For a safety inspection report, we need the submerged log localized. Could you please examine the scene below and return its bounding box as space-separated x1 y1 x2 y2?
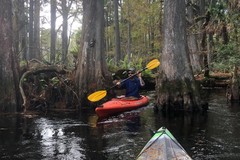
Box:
195 73 231 88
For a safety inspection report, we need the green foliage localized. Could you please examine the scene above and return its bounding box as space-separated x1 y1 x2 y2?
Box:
212 43 240 71
39 77 60 90
106 58 116 72
107 55 155 77
40 28 62 63
39 79 48 89
69 30 81 57
36 0 239 77
19 60 27 68
105 0 162 62
205 0 240 72
50 77 60 86
209 0 227 21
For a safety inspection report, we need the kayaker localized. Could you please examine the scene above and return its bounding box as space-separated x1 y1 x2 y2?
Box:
114 68 145 99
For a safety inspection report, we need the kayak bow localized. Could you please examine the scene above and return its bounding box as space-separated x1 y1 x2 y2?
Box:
137 127 192 160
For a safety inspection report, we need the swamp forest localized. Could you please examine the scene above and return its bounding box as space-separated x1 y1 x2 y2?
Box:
0 0 240 159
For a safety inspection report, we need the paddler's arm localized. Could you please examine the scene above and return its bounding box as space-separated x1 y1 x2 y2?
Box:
137 72 145 86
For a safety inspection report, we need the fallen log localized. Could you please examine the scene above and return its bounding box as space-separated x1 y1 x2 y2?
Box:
19 65 70 113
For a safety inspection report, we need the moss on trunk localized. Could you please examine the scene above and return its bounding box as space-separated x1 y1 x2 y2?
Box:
155 73 203 114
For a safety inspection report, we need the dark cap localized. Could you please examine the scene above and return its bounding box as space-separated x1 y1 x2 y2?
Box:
128 68 136 74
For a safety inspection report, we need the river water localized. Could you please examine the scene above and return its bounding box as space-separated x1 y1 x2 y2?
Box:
1 89 240 160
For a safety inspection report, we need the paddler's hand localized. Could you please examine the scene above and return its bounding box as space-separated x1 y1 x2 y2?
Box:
116 81 121 85
137 71 142 77
113 80 121 86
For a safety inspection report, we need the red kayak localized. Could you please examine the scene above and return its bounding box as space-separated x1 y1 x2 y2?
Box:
95 95 149 118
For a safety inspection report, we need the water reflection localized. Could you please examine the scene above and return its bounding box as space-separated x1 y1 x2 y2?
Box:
1 90 240 159
189 89 240 160
34 118 86 159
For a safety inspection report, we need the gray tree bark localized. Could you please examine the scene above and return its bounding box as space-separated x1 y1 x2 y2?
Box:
155 0 202 113
28 0 34 60
33 0 41 60
75 0 110 107
50 0 57 64
0 0 21 112
61 0 72 66
186 1 202 73
114 0 121 64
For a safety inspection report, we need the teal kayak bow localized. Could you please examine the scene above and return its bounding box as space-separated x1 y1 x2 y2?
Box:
136 127 192 160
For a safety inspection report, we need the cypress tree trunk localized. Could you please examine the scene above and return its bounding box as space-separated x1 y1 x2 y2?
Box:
198 0 209 77
114 0 121 64
0 0 21 112
61 0 69 66
155 0 202 113
28 0 34 60
75 0 110 107
18 0 27 61
33 0 41 60
186 1 202 73
50 0 57 64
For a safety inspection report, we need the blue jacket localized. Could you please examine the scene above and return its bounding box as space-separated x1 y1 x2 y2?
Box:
120 76 142 98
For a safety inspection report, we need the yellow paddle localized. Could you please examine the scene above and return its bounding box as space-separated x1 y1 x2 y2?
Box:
88 59 160 102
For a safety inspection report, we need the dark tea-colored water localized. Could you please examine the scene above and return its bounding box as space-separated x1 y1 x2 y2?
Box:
1 89 240 160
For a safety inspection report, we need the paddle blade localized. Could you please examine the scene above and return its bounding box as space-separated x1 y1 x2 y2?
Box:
146 59 160 70
88 90 107 102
